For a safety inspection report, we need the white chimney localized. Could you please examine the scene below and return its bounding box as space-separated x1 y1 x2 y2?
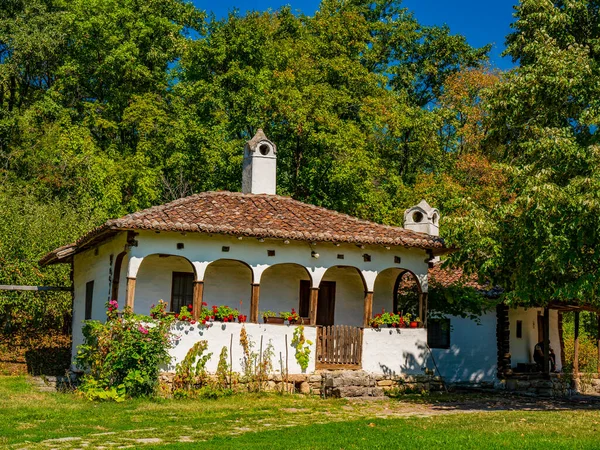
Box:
242 129 277 195
404 200 440 236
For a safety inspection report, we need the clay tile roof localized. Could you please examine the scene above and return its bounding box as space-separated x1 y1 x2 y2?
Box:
40 191 448 265
429 262 502 297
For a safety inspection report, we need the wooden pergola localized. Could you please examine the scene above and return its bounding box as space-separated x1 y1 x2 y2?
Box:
547 301 600 376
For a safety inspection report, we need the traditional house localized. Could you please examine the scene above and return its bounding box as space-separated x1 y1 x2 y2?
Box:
41 131 452 376
40 130 582 394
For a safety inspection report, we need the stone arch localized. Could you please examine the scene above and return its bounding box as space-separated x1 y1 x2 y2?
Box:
202 259 254 318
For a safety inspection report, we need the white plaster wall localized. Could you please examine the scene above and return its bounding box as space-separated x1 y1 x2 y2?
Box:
429 313 498 383
509 307 562 370
362 328 428 375
134 254 195 315
71 233 128 363
203 260 252 317
168 322 317 374
129 230 430 293
322 266 365 327
260 264 310 315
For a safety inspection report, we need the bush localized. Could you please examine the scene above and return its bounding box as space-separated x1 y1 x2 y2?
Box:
76 301 174 400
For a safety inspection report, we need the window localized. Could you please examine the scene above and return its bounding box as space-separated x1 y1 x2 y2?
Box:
85 281 94 320
171 272 194 313
427 318 450 349
516 320 523 339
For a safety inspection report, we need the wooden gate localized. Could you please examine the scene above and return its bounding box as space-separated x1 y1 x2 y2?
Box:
316 325 363 370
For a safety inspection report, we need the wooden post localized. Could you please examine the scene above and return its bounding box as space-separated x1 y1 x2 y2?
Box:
418 292 423 325
363 291 373 328
125 277 136 311
250 283 260 323
192 281 204 321
543 307 550 375
574 310 580 375
309 288 319 326
421 292 428 327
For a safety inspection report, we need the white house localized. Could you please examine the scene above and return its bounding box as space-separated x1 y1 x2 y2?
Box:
40 130 570 390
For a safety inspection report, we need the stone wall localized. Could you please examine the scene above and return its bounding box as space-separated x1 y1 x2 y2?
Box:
499 373 600 397
157 370 448 398
158 372 323 396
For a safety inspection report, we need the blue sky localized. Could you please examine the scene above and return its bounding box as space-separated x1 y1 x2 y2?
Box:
191 0 519 70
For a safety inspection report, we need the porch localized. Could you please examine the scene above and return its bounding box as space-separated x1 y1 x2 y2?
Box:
114 246 430 374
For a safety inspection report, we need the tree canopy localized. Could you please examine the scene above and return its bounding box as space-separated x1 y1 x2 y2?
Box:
1 0 598 331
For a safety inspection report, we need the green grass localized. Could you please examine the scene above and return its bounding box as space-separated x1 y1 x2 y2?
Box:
2 376 600 449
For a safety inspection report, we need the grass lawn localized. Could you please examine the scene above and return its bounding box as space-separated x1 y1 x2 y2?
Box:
2 376 600 449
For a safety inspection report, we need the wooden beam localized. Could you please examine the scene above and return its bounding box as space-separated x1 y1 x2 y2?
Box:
250 283 260 323
418 292 423 324
308 287 319 326
192 281 204 321
0 285 73 292
125 277 136 311
543 307 550 375
363 291 373 328
574 310 580 375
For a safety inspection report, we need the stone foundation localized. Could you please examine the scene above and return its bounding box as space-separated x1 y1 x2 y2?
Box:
158 371 448 398
499 373 600 397
158 372 323 396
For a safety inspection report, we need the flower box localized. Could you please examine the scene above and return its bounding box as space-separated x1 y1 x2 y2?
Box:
264 317 285 325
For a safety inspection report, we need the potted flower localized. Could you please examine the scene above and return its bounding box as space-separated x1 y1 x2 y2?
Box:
262 310 284 324
410 317 421 328
370 314 383 328
281 308 300 324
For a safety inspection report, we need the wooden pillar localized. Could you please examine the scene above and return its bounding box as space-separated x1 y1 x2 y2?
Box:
192 281 204 321
308 288 319 326
543 307 550 375
574 310 580 375
363 291 373 328
125 277 136 311
496 304 511 378
250 283 260 323
421 292 428 327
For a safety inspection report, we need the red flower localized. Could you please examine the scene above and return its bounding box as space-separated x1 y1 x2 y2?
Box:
191 320 196 325
223 317 229 322
211 315 215 320
229 314 234 320
188 304 193 309
202 319 207 325
202 302 207 306
175 313 179 319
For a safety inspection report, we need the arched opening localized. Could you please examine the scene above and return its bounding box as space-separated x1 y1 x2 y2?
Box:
259 263 312 321
203 259 253 319
135 254 197 315
373 268 421 319
111 251 127 301
319 266 367 327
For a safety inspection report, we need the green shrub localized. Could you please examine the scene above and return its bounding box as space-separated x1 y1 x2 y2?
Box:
76 301 174 399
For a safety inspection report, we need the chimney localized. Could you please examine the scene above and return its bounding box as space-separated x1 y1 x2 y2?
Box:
404 200 440 236
242 129 277 195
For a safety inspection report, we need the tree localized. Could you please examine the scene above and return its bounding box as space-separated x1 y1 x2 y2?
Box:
448 0 600 307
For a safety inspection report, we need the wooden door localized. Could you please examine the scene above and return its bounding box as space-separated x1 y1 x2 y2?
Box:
317 281 336 326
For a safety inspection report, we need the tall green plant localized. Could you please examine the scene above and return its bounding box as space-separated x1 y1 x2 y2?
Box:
76 301 174 399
